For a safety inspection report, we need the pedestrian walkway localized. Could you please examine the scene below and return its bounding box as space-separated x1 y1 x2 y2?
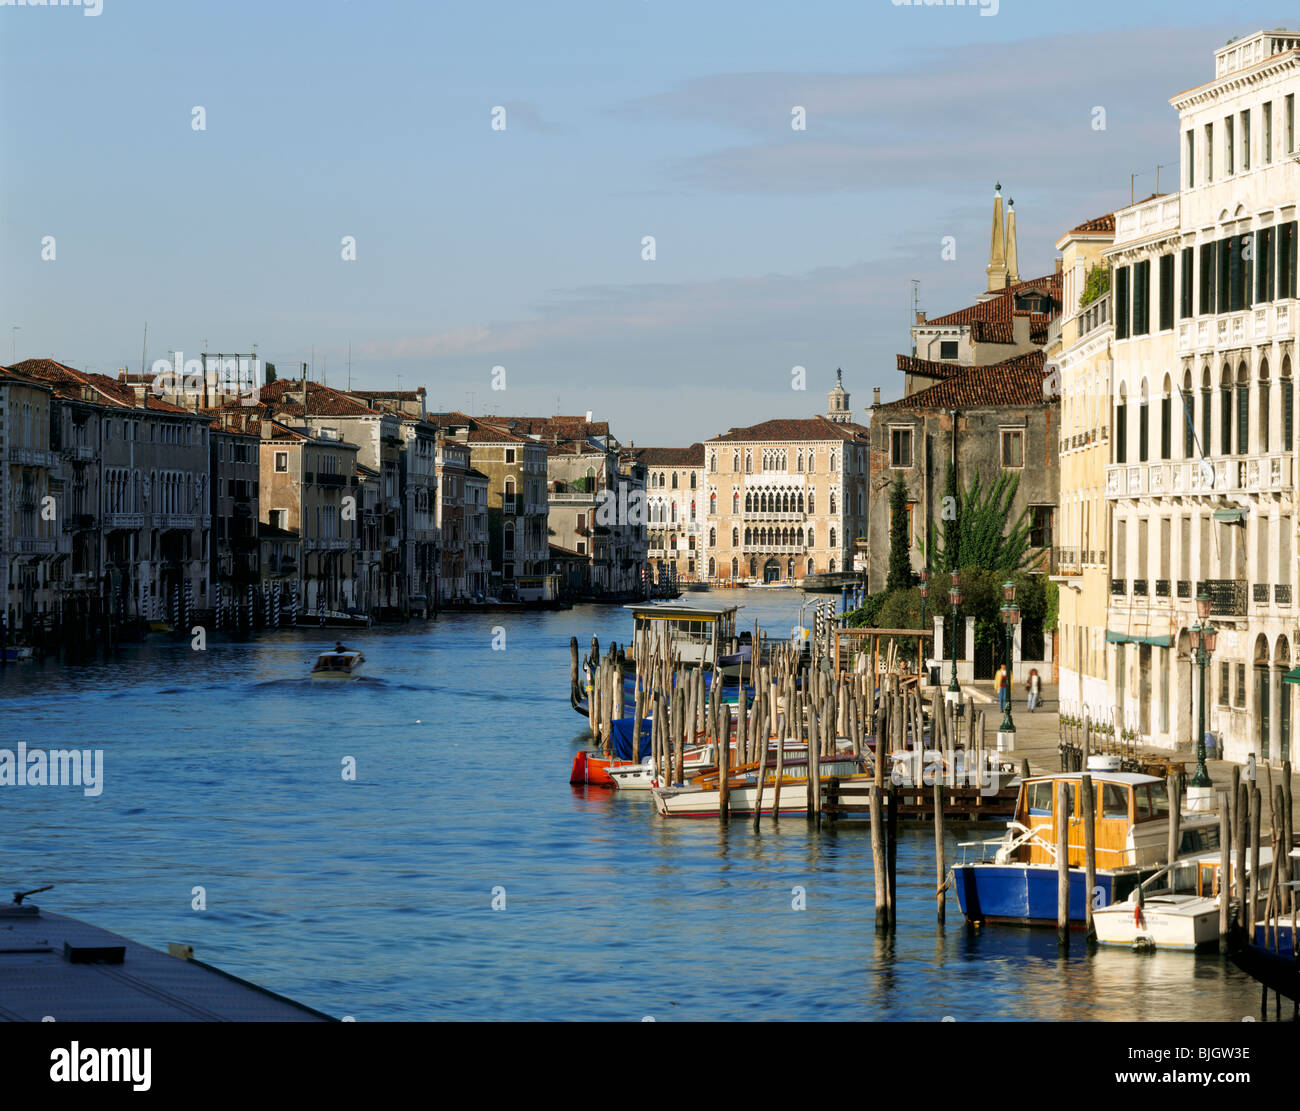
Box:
952 678 1298 834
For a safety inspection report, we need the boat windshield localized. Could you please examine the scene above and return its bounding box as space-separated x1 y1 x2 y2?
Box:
1135 783 1170 821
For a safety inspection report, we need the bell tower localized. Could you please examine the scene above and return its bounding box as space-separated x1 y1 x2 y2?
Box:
825 368 851 423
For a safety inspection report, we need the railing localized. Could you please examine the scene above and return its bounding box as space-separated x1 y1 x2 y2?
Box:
1277 584 1293 606
741 544 808 555
1132 579 1148 596
61 513 95 532
1177 580 1191 598
1253 583 1271 604
104 513 144 530
1197 578 1248 617
10 537 56 554
743 511 805 522
8 446 57 467
1111 579 1126 596
550 492 597 504
1155 579 1170 598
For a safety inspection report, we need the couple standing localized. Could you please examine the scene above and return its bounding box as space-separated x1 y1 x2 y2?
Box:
994 664 1041 711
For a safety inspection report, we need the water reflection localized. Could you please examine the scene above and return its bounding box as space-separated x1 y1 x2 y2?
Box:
0 589 1286 1020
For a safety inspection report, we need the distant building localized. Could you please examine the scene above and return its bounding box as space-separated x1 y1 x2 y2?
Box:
628 444 704 582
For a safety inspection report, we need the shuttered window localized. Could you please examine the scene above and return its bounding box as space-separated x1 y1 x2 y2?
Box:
1159 254 1175 330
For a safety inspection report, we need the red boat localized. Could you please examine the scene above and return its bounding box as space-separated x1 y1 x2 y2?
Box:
569 750 629 787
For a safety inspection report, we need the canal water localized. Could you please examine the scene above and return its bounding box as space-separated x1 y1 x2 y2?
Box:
0 588 1279 1021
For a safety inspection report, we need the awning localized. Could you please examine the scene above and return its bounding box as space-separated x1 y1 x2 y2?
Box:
1105 630 1174 647
1212 508 1243 522
1283 667 1300 686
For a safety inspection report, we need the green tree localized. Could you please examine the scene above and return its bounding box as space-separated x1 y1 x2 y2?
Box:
938 461 961 573
885 474 915 593
936 470 1034 573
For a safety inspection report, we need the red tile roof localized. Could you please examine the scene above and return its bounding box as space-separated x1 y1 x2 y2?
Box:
875 350 1054 411
628 444 705 466
708 416 869 444
1069 212 1116 235
256 380 378 417
919 272 1062 329
896 355 962 379
5 358 196 413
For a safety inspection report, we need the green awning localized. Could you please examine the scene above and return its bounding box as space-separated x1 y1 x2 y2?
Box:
1212 508 1243 522
1283 667 1300 686
1105 630 1174 647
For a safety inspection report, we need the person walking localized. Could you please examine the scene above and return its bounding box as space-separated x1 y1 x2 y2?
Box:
1026 668 1041 711
994 663 1008 713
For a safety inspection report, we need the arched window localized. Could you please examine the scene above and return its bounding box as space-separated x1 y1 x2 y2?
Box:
829 558 836 573
1236 361 1250 455
745 451 752 473
732 527 739 546
690 472 696 489
670 503 677 523
1138 378 1149 462
671 472 678 489
797 451 803 472
1115 384 1128 464
1260 358 1271 454
808 490 815 514
1160 374 1172 460
503 522 515 553
807 526 815 547
732 451 740 472
709 528 716 546
689 500 695 522
1220 364 1233 456
829 451 836 471
830 527 837 549
744 527 752 545
829 490 836 514
1283 355 1294 451
807 558 815 576
709 493 717 514
1182 370 1195 458
710 452 717 473
745 492 753 512
1200 366 1212 451
731 557 739 578
797 492 805 513
708 557 715 577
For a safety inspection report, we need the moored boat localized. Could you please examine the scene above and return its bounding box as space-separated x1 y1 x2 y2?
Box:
952 770 1220 928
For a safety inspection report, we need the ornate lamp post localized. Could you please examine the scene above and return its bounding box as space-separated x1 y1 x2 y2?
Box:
998 579 1019 746
918 567 930 684
947 571 963 708
1187 591 1218 810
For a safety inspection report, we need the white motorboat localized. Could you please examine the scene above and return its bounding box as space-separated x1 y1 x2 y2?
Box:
1093 893 1222 950
310 647 365 680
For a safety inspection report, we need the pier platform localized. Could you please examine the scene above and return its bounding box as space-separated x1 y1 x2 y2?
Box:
0 904 332 1022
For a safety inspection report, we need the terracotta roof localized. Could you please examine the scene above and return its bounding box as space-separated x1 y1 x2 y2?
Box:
5 358 197 413
628 444 705 466
549 543 587 559
968 320 1015 344
875 350 1054 411
896 355 963 379
707 416 869 444
1068 212 1116 235
919 272 1062 329
256 380 378 417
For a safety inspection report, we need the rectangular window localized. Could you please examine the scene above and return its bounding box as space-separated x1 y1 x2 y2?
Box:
1158 253 1174 330
1199 242 1216 314
1160 395 1171 459
1218 661 1230 707
1219 234 1234 311
1264 101 1273 164
1115 402 1127 464
1236 663 1246 707
939 340 958 360
1221 382 1233 455
1182 387 1195 457
1132 260 1150 335
1237 382 1249 455
1279 222 1298 300
1262 379 1271 454
1029 506 1053 549
1225 116 1234 175
505 448 515 463
1241 110 1251 172
1288 94 1295 153
1257 226 1275 302
1115 266 1131 339
1206 122 1214 181
1001 429 1024 469
890 427 913 468
1186 128 1195 187
1180 517 1191 581
275 452 288 472
1180 246 1194 319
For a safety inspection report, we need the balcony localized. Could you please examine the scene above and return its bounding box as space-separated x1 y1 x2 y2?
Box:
65 445 96 462
1197 578 1247 617
1111 454 1295 498
104 513 144 530
743 510 805 522
61 513 95 532
1178 303 1294 356
742 543 808 555
8 446 57 467
549 491 597 505
1052 547 1081 574
10 537 56 555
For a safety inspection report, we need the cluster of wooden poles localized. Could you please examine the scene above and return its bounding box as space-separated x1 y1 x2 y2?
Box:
572 633 1007 932
1215 763 1296 949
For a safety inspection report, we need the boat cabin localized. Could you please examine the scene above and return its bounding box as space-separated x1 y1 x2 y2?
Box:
1012 772 1218 870
310 649 365 679
625 601 740 669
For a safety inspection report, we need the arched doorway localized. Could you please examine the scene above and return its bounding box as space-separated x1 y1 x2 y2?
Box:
1255 634 1271 760
763 558 781 584
1278 637 1292 762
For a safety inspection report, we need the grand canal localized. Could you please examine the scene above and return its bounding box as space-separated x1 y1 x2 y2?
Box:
0 589 1278 1021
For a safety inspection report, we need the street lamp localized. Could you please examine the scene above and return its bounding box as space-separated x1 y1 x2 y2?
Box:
999 580 1019 742
918 567 930 683
1188 591 1218 806
947 571 962 708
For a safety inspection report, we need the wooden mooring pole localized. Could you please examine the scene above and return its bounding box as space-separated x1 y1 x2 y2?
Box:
1056 779 1071 947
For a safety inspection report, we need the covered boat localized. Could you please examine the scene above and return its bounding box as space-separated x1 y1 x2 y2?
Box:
310 646 365 680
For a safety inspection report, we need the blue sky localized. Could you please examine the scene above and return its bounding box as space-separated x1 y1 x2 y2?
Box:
1 1 1293 442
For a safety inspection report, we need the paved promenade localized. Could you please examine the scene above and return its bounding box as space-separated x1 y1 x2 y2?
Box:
953 678 1298 834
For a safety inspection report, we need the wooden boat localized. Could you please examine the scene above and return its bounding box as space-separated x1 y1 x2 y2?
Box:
623 600 740 670
952 771 1220 928
310 647 365 680
608 736 857 791
652 752 872 818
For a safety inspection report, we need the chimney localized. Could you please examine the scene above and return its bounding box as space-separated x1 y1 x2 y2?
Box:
1055 256 1064 274
872 387 881 407
915 311 927 324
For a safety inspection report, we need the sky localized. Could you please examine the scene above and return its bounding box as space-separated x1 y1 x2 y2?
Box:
1 0 1295 443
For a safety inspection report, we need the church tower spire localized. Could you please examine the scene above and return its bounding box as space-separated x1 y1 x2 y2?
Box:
825 368 851 423
1005 198 1020 286
986 183 1008 292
